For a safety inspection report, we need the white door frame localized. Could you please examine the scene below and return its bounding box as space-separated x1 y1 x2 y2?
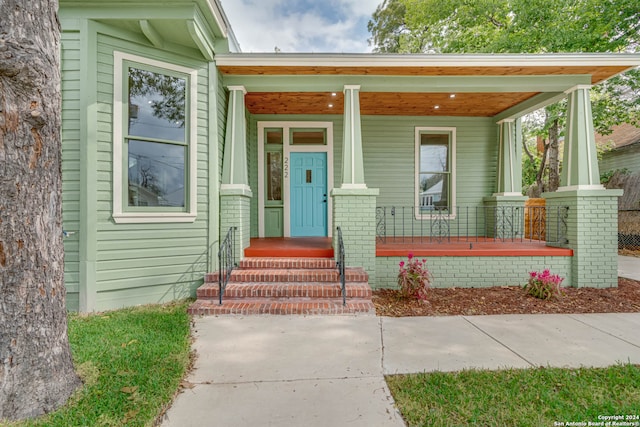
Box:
258 121 334 237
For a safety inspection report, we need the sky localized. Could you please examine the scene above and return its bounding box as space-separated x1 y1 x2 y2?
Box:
220 0 382 53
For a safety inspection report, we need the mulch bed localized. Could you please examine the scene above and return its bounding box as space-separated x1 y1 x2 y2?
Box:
372 277 640 317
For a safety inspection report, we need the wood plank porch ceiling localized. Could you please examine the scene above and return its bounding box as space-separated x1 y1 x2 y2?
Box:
220 63 631 117
245 91 539 116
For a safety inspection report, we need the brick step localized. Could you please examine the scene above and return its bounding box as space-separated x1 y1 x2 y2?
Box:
188 299 375 316
196 282 372 300
239 257 337 270
205 267 368 284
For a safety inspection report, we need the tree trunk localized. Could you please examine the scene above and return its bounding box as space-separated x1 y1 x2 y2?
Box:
548 119 560 192
0 0 81 420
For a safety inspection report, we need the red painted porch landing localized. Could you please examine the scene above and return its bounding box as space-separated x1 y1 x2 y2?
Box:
246 237 573 258
376 237 573 257
245 237 334 258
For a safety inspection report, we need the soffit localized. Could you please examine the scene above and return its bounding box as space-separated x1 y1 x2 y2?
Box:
246 92 539 116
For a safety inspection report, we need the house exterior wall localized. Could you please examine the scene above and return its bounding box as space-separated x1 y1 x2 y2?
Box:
61 30 82 310
246 115 497 238
363 116 496 208
376 255 572 289
61 20 222 311
600 144 640 175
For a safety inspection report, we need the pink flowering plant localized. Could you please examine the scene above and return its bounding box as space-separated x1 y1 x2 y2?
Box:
524 269 565 300
397 253 431 300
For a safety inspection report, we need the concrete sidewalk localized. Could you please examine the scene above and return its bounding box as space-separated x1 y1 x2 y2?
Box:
161 313 640 427
619 255 640 281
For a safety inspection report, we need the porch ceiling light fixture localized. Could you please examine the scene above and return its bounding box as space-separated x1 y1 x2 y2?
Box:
449 94 456 98
328 103 333 108
331 92 337 96
434 105 440 109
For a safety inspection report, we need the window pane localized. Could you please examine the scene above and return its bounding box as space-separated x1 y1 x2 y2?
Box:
420 134 449 172
419 173 448 210
292 130 325 145
128 140 185 207
266 129 283 144
128 67 186 142
267 152 282 201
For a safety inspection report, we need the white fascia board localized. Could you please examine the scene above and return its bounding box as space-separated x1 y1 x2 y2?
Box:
201 0 240 49
214 52 640 68
201 0 228 37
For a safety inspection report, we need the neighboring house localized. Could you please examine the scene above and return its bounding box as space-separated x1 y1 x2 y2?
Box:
597 123 640 175
58 0 640 312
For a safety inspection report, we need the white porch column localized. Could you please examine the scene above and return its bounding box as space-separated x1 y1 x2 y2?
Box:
341 85 366 188
544 85 621 288
332 84 379 283
221 86 250 190
559 85 603 191
220 85 252 260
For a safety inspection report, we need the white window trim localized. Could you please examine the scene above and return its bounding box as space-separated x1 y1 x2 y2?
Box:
112 51 198 224
414 126 456 220
257 121 334 237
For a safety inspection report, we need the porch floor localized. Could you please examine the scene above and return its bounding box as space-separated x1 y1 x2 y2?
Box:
245 237 334 258
376 237 573 257
244 237 573 259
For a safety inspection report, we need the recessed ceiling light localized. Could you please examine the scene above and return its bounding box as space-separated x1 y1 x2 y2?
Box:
331 92 337 97
328 104 333 108
450 94 456 98
434 105 440 109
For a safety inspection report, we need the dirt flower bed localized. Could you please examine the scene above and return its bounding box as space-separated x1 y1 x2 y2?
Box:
372 277 640 317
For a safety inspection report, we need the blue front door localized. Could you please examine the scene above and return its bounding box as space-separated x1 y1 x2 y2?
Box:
290 152 327 237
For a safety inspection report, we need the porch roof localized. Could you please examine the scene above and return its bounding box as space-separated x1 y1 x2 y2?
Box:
216 53 640 118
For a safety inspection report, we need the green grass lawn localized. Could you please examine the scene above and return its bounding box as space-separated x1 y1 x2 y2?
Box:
6 300 192 427
387 364 640 427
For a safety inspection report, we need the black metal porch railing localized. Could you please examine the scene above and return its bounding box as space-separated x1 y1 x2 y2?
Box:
336 226 346 306
619 209 640 251
218 226 237 304
376 205 569 245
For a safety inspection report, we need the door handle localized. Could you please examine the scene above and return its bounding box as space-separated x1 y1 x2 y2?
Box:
322 193 327 203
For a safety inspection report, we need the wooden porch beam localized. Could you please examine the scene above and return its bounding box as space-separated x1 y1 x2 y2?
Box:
222 74 593 94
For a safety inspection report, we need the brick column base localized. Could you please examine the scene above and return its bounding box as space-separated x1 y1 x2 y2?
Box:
331 188 379 285
220 186 253 263
544 189 622 288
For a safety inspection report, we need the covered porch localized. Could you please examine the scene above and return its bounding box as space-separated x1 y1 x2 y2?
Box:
215 53 640 289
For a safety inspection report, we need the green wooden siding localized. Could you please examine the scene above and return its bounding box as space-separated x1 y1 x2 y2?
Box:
362 116 496 207
600 144 640 175
92 32 211 310
61 30 82 310
58 21 219 311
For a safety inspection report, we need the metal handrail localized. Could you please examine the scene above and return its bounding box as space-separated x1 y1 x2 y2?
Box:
336 226 346 306
218 226 236 305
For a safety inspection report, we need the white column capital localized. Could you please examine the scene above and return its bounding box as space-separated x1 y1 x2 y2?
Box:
227 85 247 94
496 118 515 125
343 85 361 92
564 84 592 95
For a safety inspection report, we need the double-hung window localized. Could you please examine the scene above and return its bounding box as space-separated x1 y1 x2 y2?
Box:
112 52 198 223
415 127 456 217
